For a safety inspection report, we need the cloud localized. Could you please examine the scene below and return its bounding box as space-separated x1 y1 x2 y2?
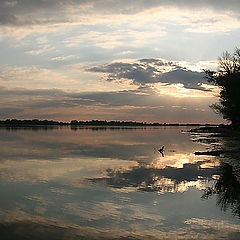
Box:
51 55 79 62
0 66 75 89
1 0 240 28
0 107 24 117
0 56 221 123
26 45 55 56
0 0 240 39
64 28 167 50
0 83 221 123
87 59 208 91
161 67 206 91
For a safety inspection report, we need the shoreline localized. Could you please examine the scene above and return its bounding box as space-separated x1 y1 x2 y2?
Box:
189 125 240 155
189 125 240 182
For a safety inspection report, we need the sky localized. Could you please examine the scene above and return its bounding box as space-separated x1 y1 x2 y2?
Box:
0 0 240 123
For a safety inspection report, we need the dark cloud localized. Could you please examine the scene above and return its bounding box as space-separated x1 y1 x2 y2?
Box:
161 67 206 91
0 0 240 27
87 59 208 91
92 0 240 15
0 0 83 26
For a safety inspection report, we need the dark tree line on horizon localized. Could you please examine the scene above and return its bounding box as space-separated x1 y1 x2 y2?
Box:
0 119 214 127
70 119 208 126
0 119 67 126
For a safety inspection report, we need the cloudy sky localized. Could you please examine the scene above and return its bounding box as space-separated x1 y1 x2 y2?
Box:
1 0 239 123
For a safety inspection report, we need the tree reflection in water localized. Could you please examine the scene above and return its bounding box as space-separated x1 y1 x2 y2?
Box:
202 162 240 218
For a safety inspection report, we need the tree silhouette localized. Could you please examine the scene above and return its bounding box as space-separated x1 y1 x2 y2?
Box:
205 48 240 127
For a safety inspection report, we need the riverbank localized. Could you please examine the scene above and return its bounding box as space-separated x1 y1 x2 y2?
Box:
189 125 240 182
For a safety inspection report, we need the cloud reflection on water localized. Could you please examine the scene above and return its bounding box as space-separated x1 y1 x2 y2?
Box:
0 209 239 240
0 127 239 239
0 126 205 162
87 159 219 194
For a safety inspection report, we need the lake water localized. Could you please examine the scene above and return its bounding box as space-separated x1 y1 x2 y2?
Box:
0 126 239 239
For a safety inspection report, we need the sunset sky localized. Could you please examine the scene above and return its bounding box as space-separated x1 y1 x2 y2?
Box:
1 0 240 123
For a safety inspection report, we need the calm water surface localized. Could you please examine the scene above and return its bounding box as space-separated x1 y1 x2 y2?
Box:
0 126 239 239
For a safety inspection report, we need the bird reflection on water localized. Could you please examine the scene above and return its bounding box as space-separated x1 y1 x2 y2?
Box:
158 145 165 157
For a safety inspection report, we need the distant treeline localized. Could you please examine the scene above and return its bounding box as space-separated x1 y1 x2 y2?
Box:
0 119 217 127
70 120 212 127
0 119 218 127
0 119 67 126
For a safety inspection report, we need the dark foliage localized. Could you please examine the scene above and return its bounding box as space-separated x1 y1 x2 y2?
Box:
0 119 216 127
70 119 207 127
205 48 240 126
0 119 67 126
202 163 240 218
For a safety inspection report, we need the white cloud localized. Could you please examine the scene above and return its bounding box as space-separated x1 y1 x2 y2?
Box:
26 45 55 56
51 55 79 61
0 66 73 88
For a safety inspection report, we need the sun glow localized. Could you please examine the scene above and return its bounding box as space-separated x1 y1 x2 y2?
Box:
153 83 213 98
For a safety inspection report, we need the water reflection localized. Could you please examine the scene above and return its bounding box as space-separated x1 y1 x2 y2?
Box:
191 127 240 219
87 159 219 193
0 126 239 239
0 210 132 240
202 162 240 218
0 126 203 162
1 209 240 240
